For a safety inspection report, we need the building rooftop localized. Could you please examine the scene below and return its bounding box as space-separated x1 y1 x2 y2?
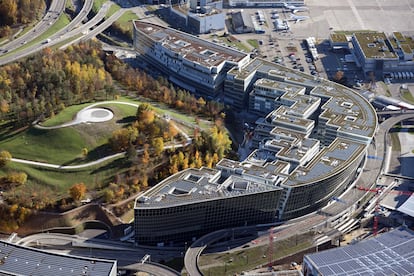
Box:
311 84 377 139
135 167 282 208
266 106 315 132
232 11 254 30
229 58 319 89
304 227 414 276
285 138 365 185
353 32 397 59
133 21 248 69
0 241 116 276
330 33 348 43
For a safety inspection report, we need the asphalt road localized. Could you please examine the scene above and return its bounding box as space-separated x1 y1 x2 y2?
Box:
0 0 66 55
16 233 181 276
0 0 93 66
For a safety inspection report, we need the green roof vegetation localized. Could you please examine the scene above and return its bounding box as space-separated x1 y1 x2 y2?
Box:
354 32 397 59
392 32 414 51
393 32 405 42
330 33 347 43
400 44 412 54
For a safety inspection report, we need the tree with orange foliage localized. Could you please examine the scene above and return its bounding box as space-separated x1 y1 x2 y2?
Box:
69 182 87 201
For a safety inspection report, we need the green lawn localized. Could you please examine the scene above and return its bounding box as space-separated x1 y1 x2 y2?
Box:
3 156 126 198
105 3 121 19
214 37 250 53
117 10 139 24
247 39 259 49
41 101 137 127
93 0 108 14
389 132 401 151
1 127 88 164
41 103 92 127
114 10 139 35
401 89 414 104
66 0 75 12
0 103 137 164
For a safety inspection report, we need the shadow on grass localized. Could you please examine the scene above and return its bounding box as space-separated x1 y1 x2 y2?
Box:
90 157 129 175
116 115 136 124
59 144 115 167
0 121 29 141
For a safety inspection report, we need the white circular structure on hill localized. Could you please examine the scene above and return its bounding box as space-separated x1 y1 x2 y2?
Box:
75 108 113 123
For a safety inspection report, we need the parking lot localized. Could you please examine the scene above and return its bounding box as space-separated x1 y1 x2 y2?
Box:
200 0 414 85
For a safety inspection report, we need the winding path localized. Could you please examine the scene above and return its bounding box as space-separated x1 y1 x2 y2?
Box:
11 101 191 170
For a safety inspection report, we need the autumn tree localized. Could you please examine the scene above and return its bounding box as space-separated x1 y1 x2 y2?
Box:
333 70 347 85
126 142 137 162
81 147 88 159
209 126 232 159
0 100 9 114
109 126 138 152
141 144 150 165
136 103 155 125
168 121 178 140
152 137 164 156
0 150 12 167
69 182 87 201
0 0 17 26
6 172 27 185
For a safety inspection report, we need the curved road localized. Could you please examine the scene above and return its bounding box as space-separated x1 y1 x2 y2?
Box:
0 0 104 66
183 112 414 276
16 233 180 276
0 0 66 55
11 101 191 170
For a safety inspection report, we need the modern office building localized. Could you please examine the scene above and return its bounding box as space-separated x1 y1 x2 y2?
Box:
134 29 378 244
164 3 225 34
351 31 414 79
133 21 250 98
0 241 117 276
303 227 414 276
134 167 282 245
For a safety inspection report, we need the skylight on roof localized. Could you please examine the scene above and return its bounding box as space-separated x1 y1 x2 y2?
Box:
175 39 190 47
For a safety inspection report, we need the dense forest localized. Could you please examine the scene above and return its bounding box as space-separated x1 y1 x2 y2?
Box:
0 0 46 37
0 41 114 125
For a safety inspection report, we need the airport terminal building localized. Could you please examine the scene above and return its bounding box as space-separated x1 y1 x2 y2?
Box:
133 23 378 245
134 167 282 245
133 21 250 98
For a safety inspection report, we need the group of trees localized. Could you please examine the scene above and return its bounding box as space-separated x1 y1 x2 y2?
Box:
104 55 225 119
109 103 176 153
166 122 232 175
0 42 114 126
0 0 46 37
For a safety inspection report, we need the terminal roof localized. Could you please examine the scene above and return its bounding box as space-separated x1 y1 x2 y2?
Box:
134 21 248 68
